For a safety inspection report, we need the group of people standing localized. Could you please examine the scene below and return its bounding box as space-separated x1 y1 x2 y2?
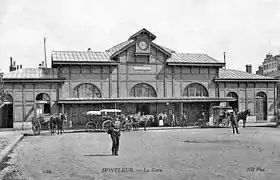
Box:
158 111 189 127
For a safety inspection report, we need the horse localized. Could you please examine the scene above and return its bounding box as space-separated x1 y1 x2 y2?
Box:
127 113 154 131
236 109 251 128
49 113 67 135
140 115 155 131
127 113 141 131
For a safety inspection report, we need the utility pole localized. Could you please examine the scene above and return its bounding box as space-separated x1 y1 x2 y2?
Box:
224 52 226 69
44 37 47 68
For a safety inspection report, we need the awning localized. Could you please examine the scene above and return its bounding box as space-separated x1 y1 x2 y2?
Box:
57 97 235 104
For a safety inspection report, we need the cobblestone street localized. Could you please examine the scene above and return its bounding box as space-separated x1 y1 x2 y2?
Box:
3 127 280 180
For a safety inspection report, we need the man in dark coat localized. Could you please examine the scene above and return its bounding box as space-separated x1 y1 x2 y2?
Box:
107 117 121 156
230 111 239 134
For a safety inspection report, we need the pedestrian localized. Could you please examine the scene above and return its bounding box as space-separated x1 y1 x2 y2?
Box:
230 110 239 134
171 112 176 127
107 117 121 156
163 111 168 126
182 112 187 127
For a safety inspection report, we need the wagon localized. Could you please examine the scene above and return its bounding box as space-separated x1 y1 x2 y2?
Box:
31 114 53 135
85 111 102 132
100 109 133 131
212 106 232 127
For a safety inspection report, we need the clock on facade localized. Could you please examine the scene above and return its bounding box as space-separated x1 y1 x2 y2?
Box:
137 40 148 51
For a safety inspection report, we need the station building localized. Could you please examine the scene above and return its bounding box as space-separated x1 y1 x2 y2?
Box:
0 28 278 129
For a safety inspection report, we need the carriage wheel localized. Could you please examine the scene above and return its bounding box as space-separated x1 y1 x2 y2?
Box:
85 121 96 132
32 118 41 135
124 123 132 131
102 120 111 131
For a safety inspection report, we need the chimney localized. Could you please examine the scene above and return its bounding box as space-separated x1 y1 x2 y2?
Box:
246 64 252 73
42 61 45 67
13 61 16 66
9 57 13 72
20 64 22 69
16 65 19 70
265 53 273 61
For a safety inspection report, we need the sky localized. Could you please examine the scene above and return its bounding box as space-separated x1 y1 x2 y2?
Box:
0 0 280 73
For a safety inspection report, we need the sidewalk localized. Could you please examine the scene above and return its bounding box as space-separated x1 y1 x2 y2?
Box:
0 131 24 173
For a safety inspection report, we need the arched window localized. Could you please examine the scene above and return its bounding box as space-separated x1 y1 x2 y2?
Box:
256 92 267 98
227 92 238 99
36 93 51 115
130 83 157 97
227 92 239 111
183 83 209 97
73 83 101 98
4 94 13 104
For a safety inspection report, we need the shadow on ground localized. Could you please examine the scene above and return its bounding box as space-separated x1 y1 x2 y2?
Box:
83 154 112 157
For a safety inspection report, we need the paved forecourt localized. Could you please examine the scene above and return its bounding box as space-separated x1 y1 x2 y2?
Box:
3 127 280 180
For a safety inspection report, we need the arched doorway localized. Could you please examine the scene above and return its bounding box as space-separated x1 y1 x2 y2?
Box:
183 83 210 124
73 83 102 125
36 93 51 116
130 83 157 115
227 92 239 112
256 92 267 121
0 94 13 128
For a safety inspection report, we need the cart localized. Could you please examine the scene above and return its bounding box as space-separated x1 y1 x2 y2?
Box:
213 106 232 127
101 109 132 131
31 114 53 135
85 111 102 132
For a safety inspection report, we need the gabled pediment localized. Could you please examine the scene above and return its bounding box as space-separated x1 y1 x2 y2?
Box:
128 28 156 41
109 28 174 60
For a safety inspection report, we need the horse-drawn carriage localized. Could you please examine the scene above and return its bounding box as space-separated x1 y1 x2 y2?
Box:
31 113 67 135
85 109 132 132
31 114 57 135
213 106 233 127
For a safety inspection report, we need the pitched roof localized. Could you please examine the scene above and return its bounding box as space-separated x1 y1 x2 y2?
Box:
3 68 59 79
105 40 134 53
158 45 176 54
218 69 276 80
167 53 222 64
52 51 113 62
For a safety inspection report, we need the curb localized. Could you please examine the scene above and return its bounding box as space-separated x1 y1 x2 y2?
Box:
0 134 24 164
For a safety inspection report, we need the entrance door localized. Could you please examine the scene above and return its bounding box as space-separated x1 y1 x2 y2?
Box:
136 104 150 115
1 104 13 128
256 92 267 121
184 103 210 124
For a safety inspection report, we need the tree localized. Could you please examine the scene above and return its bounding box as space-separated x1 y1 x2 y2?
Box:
0 72 7 108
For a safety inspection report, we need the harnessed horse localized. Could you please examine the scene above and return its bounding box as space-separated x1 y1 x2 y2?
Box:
236 109 251 128
49 113 67 135
127 113 154 131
